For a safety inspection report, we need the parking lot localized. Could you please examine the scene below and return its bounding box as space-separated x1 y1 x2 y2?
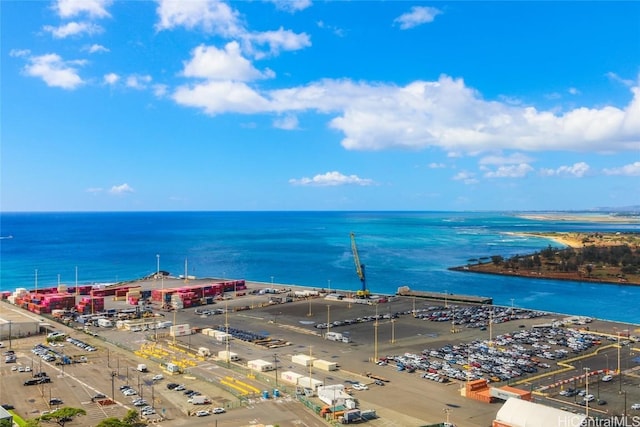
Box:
2 278 640 426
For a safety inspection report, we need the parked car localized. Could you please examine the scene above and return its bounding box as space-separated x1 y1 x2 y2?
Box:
601 375 613 382
152 374 163 381
212 407 225 414
49 398 64 405
632 403 640 410
195 410 210 417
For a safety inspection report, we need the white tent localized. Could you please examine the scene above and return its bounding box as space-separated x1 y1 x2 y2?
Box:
495 398 586 427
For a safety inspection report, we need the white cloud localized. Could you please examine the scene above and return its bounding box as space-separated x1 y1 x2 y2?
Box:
452 171 478 185
289 171 374 186
85 187 103 194
155 0 244 37
606 72 635 88
539 162 590 177
86 44 109 54
44 21 103 38
245 27 312 58
268 0 312 13
483 163 534 178
109 183 134 195
24 53 85 90
317 20 345 37
104 73 119 85
126 74 152 90
54 0 112 18
568 87 580 95
173 80 270 115
9 49 30 57
603 162 640 176
265 74 640 154
394 6 442 30
479 153 533 166
273 114 299 130
428 162 446 169
182 43 270 81
153 84 168 97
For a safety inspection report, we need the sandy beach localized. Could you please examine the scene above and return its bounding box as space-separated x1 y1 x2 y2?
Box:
508 231 640 248
517 213 640 223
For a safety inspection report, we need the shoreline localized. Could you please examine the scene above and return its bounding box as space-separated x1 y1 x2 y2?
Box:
507 231 640 248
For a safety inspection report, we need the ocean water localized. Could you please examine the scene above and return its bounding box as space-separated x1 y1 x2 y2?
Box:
1 211 639 324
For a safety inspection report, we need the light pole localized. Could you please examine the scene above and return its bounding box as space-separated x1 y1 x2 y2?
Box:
374 304 379 363
8 320 12 349
328 279 331 293
326 305 331 337
443 408 452 425
111 371 116 402
584 367 590 418
156 254 160 278
391 318 396 344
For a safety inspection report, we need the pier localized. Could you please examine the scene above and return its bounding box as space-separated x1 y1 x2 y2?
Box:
396 286 493 305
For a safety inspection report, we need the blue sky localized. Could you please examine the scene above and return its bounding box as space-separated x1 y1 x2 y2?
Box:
2 0 639 212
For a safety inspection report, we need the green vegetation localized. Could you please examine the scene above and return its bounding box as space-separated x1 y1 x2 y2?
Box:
95 410 146 427
457 242 640 285
35 407 86 427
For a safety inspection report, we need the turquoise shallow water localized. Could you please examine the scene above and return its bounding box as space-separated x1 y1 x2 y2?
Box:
1 211 638 323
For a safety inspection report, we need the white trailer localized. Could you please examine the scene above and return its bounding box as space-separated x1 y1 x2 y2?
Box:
280 371 303 384
217 350 239 361
248 359 274 372
97 318 113 328
292 354 315 367
325 331 343 341
297 376 323 390
313 359 338 371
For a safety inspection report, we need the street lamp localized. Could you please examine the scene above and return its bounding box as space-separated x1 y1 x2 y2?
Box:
111 371 117 402
156 254 160 278
584 367 590 418
328 279 331 293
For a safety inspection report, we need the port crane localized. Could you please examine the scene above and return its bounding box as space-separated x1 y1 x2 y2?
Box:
350 232 370 297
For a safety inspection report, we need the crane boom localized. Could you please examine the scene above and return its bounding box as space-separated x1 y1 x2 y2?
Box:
350 232 369 296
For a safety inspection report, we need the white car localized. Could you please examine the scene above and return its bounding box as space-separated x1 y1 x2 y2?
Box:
212 408 225 414
123 389 138 396
601 375 613 382
152 374 163 381
195 410 210 417
583 394 595 402
632 403 640 410
352 383 368 391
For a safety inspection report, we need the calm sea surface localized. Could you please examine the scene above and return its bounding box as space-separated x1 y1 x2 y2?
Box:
1 211 638 324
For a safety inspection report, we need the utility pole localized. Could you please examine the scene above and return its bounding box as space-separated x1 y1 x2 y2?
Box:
584 367 590 419
111 371 116 402
274 354 278 387
374 304 379 363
